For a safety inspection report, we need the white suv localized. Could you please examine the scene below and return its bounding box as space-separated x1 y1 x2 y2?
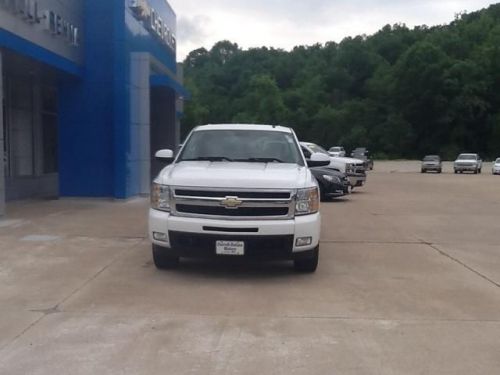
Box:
149 124 330 273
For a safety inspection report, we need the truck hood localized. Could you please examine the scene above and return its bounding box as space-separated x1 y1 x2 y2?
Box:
156 161 315 190
455 159 478 163
331 156 364 164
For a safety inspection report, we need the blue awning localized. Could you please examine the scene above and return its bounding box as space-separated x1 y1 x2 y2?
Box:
150 74 190 99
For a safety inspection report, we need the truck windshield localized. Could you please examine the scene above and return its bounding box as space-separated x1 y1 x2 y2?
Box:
308 144 330 155
178 129 305 165
458 154 476 160
424 156 439 161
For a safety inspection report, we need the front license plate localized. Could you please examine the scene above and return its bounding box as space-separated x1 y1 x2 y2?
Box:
216 241 245 256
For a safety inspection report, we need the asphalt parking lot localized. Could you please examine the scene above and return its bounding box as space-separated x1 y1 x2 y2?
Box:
0 161 499 374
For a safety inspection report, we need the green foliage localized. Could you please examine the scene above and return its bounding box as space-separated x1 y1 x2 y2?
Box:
182 4 500 159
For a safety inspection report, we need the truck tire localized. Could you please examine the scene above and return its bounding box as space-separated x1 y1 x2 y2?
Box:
294 246 319 273
438 169 442 174
152 244 179 270
421 169 425 173
474 169 478 174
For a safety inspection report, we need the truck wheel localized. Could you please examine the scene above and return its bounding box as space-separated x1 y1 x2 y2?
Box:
474 169 478 174
421 169 425 173
294 246 319 273
479 168 482 174
152 245 179 270
438 169 442 174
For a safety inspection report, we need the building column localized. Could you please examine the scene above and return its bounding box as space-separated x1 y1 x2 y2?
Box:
130 53 151 196
0 49 5 217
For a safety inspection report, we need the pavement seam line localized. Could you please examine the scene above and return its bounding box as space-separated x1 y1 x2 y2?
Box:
0 244 135 354
57 246 136 308
42 310 500 323
0 314 47 354
423 241 500 289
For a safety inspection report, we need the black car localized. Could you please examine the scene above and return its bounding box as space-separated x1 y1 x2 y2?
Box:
311 167 350 201
351 148 374 171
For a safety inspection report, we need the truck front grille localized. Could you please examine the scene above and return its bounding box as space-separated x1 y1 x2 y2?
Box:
354 163 366 174
172 187 295 220
176 205 289 217
174 189 291 200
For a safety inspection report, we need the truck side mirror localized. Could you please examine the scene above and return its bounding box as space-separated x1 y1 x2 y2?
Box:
155 149 174 163
307 153 331 168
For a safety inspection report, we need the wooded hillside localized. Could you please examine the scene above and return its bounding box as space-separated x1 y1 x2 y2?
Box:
182 4 500 159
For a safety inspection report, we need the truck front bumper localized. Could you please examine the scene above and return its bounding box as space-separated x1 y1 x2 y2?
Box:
149 210 320 259
348 173 366 187
455 164 478 172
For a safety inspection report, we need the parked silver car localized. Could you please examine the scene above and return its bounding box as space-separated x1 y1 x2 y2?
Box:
421 155 442 173
454 153 482 174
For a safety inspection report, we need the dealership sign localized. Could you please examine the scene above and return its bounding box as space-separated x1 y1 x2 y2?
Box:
0 0 80 46
129 0 176 52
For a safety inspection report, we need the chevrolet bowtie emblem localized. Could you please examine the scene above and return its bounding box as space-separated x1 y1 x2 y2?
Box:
220 197 243 209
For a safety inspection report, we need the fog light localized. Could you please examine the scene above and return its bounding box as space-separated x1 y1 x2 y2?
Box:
296 237 312 247
153 232 168 243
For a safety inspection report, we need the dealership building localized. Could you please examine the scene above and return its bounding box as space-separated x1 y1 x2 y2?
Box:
0 0 186 217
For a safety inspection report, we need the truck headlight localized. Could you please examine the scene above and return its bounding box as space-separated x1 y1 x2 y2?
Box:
323 175 340 183
295 187 320 216
151 182 171 212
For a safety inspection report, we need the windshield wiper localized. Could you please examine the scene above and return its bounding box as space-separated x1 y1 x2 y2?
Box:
236 157 284 163
182 156 234 162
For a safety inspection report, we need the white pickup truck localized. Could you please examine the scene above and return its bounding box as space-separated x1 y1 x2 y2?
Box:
149 124 331 272
300 142 367 188
454 153 483 174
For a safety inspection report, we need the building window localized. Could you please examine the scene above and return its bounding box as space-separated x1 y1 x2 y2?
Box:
42 86 58 174
9 77 34 177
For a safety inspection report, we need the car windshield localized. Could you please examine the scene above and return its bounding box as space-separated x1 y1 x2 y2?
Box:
458 154 476 160
307 144 330 155
178 129 305 165
424 156 439 161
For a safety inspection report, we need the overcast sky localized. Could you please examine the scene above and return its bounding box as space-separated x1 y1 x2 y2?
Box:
168 0 495 61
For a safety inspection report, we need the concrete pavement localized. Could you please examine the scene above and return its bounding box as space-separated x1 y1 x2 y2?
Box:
0 162 499 374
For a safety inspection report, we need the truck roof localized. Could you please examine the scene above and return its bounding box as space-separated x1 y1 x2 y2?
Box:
194 124 293 133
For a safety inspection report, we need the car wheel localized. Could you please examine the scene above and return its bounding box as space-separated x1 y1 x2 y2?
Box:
421 169 425 173
474 169 478 174
294 246 319 273
438 169 442 174
152 244 179 270
454 170 458 174
479 169 482 174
